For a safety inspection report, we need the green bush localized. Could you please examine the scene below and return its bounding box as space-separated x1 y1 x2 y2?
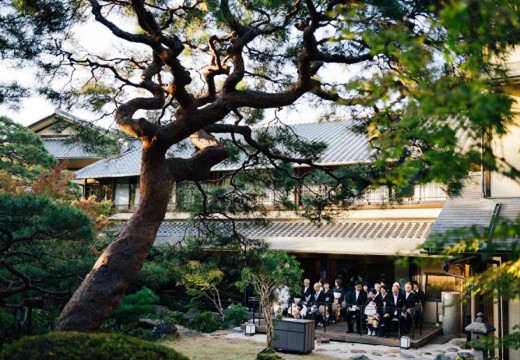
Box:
223 304 247 326
256 347 284 360
187 311 220 333
0 331 188 360
163 310 184 325
100 318 155 341
113 287 159 324
31 308 60 335
0 308 16 346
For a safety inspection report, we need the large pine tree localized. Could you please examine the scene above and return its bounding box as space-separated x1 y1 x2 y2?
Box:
3 0 520 331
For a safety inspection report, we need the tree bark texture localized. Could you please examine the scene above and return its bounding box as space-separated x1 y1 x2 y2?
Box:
261 287 275 348
55 144 174 331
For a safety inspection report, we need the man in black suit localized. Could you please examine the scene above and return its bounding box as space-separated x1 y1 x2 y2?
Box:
387 283 405 336
301 278 313 304
308 282 326 327
411 280 425 331
374 281 383 304
411 280 425 308
401 282 417 334
345 281 367 333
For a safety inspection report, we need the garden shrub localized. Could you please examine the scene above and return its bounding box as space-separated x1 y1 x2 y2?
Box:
0 308 16 346
223 304 247 326
256 347 284 360
163 310 184 325
0 331 188 360
113 287 159 324
100 318 155 341
187 311 220 333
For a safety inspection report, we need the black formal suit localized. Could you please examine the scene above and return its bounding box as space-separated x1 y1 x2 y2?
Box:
346 289 368 307
332 286 345 305
308 290 326 307
401 291 417 333
345 290 367 332
301 286 313 303
388 292 405 316
414 289 425 307
386 292 405 335
308 290 326 326
374 293 383 304
379 294 393 316
379 293 393 337
403 291 416 310
323 289 334 305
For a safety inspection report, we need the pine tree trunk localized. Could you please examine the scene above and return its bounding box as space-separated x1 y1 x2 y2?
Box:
261 290 275 348
55 145 173 331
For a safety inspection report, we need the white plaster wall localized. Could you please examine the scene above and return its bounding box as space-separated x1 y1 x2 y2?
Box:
491 115 520 197
509 298 520 360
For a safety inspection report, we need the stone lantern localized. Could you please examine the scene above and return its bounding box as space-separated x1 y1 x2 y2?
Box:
464 312 496 360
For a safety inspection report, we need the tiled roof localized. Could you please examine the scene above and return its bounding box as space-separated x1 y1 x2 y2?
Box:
75 119 476 179
76 120 374 179
42 138 101 160
76 145 142 178
115 219 434 256
428 174 496 236
427 173 520 249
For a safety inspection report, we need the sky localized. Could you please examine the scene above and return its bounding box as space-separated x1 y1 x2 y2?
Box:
0 5 357 128
0 17 125 126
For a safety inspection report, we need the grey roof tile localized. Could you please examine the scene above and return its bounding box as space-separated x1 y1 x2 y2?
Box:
76 146 142 178
116 219 433 255
427 174 520 249
76 120 373 179
42 138 101 160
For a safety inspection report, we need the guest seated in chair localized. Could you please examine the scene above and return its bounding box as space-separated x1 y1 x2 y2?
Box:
308 282 326 327
411 280 425 309
364 288 382 336
332 278 345 322
345 281 367 333
301 278 313 305
323 282 334 323
378 285 392 337
400 282 417 334
388 284 405 335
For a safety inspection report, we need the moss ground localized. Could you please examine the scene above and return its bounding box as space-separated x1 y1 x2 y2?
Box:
164 335 334 360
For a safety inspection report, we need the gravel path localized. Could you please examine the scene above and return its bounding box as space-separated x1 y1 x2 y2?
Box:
225 330 472 360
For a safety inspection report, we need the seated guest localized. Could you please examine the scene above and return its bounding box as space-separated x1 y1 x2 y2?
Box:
374 281 383 302
301 278 313 304
401 282 417 334
332 278 345 322
364 289 382 336
378 285 392 337
345 281 367 333
323 282 333 322
411 280 425 309
388 284 405 335
308 282 326 327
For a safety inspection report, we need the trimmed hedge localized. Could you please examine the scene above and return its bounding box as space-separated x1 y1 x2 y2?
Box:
0 331 188 360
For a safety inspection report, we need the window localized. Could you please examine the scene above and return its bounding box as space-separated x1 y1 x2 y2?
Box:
114 178 130 209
